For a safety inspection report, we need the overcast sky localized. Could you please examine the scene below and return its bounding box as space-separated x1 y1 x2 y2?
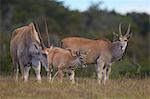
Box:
57 0 150 14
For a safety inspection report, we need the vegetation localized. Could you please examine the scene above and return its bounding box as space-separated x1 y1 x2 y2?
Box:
0 76 150 99
0 0 149 78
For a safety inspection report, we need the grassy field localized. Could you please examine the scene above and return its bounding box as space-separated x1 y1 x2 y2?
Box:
0 76 150 99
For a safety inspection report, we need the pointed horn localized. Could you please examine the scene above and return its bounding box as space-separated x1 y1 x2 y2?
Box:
35 21 40 34
125 24 131 36
44 18 50 47
113 32 119 37
35 21 45 49
119 23 122 36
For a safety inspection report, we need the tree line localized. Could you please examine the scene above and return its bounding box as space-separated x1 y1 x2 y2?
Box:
0 0 149 78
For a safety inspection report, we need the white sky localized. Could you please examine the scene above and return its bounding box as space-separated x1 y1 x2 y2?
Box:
57 0 150 14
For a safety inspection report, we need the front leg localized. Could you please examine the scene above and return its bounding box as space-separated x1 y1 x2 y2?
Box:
23 66 31 82
68 70 75 84
102 65 108 84
96 61 105 84
51 71 58 82
32 61 41 83
47 65 53 82
58 69 64 83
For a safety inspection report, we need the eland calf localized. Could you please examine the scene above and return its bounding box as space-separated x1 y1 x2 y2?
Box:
44 47 87 83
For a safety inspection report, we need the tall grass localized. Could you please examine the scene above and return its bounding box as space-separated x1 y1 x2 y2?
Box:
0 76 150 99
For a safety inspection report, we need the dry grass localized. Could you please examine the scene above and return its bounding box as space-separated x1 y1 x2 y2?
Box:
0 76 150 99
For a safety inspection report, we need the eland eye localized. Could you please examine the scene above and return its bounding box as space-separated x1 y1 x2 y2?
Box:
80 57 83 60
124 39 128 42
42 53 47 57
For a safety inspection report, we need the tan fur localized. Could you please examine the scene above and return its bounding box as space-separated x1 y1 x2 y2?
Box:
10 23 48 82
61 32 131 84
44 47 76 68
44 47 85 83
61 24 131 84
61 37 112 64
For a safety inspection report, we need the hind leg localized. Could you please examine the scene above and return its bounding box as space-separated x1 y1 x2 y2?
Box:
13 63 19 82
12 59 19 82
16 64 19 81
18 59 25 81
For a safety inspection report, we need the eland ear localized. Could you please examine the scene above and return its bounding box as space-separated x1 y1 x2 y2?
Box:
113 32 119 41
75 51 80 56
49 44 53 49
127 32 132 39
29 23 36 33
68 49 76 57
113 32 119 38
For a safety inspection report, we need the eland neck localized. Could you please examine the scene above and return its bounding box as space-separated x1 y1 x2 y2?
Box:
111 41 125 62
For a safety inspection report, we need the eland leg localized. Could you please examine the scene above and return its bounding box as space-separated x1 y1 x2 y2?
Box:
106 66 111 81
68 70 75 84
56 66 64 83
18 60 25 81
33 62 41 83
14 63 19 82
12 58 19 81
47 65 53 82
96 57 105 84
55 67 64 83
43 63 51 82
58 70 64 83
51 71 58 82
97 63 105 84
102 65 107 84
23 66 31 82
47 70 51 82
